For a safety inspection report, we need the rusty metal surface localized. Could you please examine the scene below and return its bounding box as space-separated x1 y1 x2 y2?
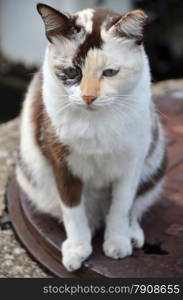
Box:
7 93 183 277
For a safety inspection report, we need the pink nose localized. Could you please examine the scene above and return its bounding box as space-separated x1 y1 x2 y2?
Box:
82 95 97 105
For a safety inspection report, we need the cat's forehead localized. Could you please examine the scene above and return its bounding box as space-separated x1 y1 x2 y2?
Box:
75 8 120 32
72 8 121 66
75 9 95 33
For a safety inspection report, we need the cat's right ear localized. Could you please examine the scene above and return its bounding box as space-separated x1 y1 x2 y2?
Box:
109 10 148 45
37 3 73 43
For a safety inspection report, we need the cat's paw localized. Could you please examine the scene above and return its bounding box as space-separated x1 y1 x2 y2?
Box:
103 237 132 259
130 223 144 248
61 239 92 272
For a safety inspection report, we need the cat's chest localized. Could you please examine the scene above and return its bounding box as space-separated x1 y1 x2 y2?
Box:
66 150 127 187
57 108 149 186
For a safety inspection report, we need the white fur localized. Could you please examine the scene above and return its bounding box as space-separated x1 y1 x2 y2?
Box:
75 9 94 33
130 179 164 248
61 202 92 271
17 8 165 271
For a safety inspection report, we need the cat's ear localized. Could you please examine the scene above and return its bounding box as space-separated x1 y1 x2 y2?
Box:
37 3 75 42
110 10 148 44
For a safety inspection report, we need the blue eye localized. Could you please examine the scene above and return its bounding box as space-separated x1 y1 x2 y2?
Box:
102 69 119 77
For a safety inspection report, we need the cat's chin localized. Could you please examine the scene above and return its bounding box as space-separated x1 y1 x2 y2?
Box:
80 104 99 112
85 106 98 111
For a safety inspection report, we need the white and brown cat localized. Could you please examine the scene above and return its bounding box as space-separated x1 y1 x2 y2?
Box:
16 4 167 272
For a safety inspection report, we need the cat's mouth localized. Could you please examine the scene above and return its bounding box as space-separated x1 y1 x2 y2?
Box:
79 103 98 112
85 105 98 111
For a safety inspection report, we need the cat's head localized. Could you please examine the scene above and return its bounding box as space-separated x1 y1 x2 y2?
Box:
37 4 148 111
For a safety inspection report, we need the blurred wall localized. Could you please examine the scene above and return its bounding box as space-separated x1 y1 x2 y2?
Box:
0 0 133 66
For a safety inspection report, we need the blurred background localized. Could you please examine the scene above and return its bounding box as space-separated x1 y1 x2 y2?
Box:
0 0 183 123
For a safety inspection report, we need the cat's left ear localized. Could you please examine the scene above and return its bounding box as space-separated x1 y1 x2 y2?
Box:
37 3 77 43
110 10 148 44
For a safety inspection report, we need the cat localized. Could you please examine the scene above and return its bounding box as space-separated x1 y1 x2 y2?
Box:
16 3 167 272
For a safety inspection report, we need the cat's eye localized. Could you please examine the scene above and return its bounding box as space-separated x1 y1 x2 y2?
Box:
102 69 119 77
64 67 81 79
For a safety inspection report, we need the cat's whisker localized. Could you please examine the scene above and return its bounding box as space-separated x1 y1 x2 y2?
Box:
99 98 135 105
102 94 135 100
96 100 135 110
110 103 140 120
57 103 74 113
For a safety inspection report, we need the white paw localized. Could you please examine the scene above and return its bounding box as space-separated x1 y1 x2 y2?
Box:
61 239 92 272
103 237 132 259
130 223 144 248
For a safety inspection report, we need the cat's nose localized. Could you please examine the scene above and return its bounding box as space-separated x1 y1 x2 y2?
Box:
82 95 97 105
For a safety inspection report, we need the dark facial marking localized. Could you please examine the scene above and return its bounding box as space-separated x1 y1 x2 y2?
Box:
55 66 82 86
73 9 121 66
63 67 82 79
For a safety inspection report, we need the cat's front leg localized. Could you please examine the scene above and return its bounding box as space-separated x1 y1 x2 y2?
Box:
53 164 92 272
103 162 141 259
61 201 92 272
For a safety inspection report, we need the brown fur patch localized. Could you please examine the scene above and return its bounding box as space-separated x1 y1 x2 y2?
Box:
136 152 167 197
30 72 82 207
74 9 120 66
